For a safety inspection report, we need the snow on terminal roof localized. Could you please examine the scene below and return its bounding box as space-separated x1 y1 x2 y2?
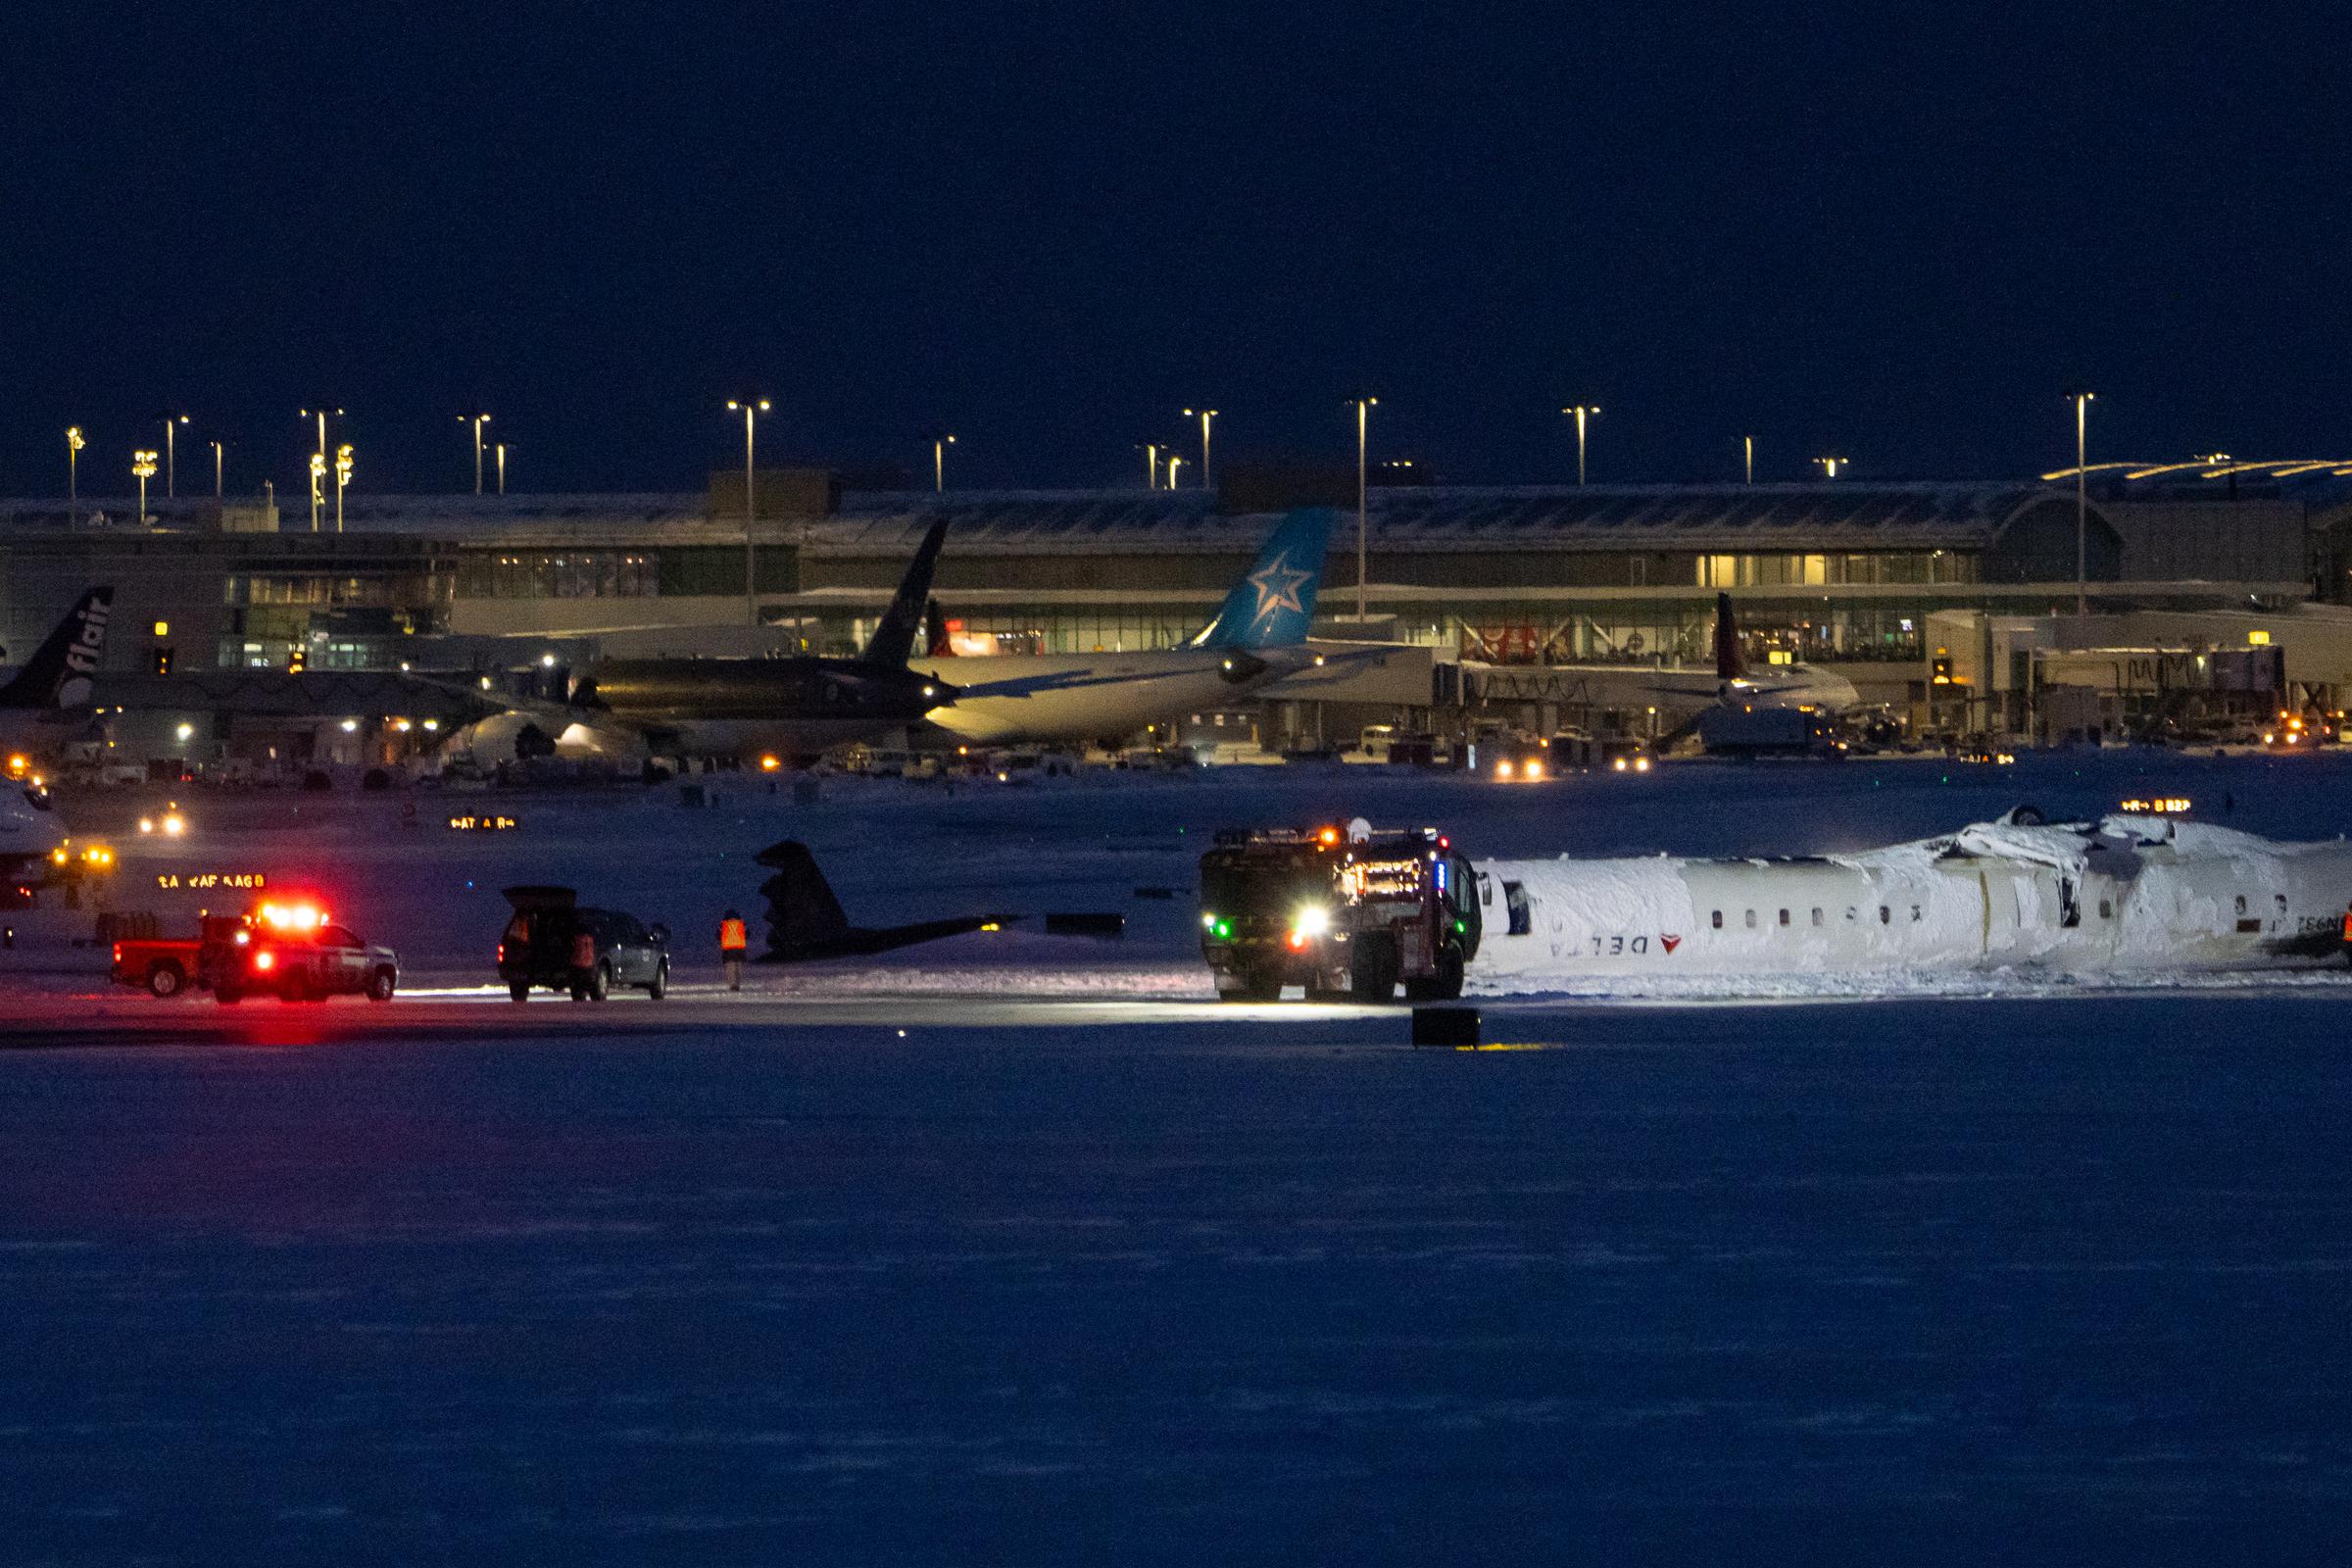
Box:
813 481 2056 556
4 481 2061 555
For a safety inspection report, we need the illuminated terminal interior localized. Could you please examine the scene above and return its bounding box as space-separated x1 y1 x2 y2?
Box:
1 473 2342 714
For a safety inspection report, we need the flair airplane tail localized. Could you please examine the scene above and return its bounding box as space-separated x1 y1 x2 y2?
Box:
0 588 113 711
1192 509 1334 650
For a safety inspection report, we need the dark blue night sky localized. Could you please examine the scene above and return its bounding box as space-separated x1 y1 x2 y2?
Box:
5 1 2347 496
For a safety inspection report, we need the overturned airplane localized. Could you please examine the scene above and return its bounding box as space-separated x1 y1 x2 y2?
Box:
1471 808 2352 987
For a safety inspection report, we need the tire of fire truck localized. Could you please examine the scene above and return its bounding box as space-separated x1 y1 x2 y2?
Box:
510 980 530 1002
367 967 397 1003
1403 944 1466 1003
1218 962 1283 1002
147 961 184 999
1348 934 1400 1003
215 983 243 1005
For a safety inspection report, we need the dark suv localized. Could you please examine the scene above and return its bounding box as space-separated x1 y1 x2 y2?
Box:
497 886 670 1002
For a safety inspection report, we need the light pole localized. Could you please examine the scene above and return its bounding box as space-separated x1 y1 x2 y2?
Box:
932 432 956 492
300 408 341 529
334 444 354 533
1349 396 1377 621
1183 407 1218 489
495 443 508 495
725 398 770 626
159 413 189 499
462 412 492 494
1813 456 1849 479
1140 441 1161 489
131 450 158 525
1742 434 1754 485
66 427 83 527
208 439 225 499
1166 454 1186 490
2067 390 2095 615
1561 404 1600 485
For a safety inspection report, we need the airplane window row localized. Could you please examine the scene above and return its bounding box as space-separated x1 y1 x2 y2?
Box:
1708 904 1922 930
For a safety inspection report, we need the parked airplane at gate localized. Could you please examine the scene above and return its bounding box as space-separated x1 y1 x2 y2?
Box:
1464 591 1859 725
910 508 1346 746
0 589 114 755
0 779 68 899
449 518 956 765
1472 807 2352 988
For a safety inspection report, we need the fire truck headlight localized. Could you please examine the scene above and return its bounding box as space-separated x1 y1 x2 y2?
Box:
1524 760 1544 781
1635 757 1652 772
1494 760 1514 780
1293 905 1331 942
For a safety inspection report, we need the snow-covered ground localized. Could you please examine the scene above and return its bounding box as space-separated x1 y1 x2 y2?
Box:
5 752 2352 1560
11 746 2352 1002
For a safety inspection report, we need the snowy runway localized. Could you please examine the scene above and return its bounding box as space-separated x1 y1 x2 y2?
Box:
6 752 2352 1559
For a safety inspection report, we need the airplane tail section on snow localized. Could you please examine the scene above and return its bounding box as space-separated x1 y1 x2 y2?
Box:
858 518 953 667
753 838 1018 960
0 588 113 711
1194 509 1334 651
1713 591 1743 688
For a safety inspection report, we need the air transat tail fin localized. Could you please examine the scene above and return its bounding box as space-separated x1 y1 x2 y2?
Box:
1193 509 1335 650
1713 591 1743 687
859 518 952 667
0 588 113 710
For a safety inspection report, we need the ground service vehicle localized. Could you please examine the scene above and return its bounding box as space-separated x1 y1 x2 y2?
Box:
497 885 670 1002
112 931 203 996
203 900 399 1004
1199 821 1481 1003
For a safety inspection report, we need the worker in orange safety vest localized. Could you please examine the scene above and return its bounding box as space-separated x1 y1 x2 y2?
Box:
719 908 749 992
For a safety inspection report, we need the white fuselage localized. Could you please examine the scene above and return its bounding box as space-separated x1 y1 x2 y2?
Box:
1470 661 1862 715
909 648 1320 745
1471 816 2352 987
0 782 67 878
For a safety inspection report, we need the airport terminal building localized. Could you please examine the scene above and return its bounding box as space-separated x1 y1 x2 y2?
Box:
1 466 2341 752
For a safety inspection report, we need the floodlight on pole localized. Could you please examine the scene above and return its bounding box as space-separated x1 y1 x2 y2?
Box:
725 398 771 626
334 444 353 533
131 450 159 525
1182 407 1218 489
495 442 507 495
208 439 224 498
932 432 956 492
462 412 492 495
1561 404 1600 485
66 427 84 527
159 412 189 499
2067 391 2095 615
1349 396 1378 620
308 452 326 532
1166 454 1185 490
1742 434 1754 486
1813 456 1849 479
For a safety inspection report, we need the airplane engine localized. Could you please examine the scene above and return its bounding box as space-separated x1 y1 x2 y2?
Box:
445 711 645 765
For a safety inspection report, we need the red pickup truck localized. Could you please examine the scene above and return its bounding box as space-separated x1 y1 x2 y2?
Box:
110 914 253 999
111 931 208 997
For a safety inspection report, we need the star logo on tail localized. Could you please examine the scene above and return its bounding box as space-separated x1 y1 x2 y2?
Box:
1246 553 1313 621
